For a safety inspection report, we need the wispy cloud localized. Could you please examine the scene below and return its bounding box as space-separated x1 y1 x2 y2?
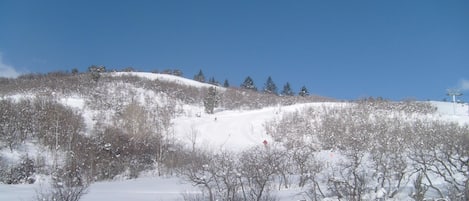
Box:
0 53 20 78
459 79 469 91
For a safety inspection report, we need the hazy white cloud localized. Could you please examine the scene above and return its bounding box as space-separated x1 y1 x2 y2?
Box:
0 53 20 78
460 79 469 91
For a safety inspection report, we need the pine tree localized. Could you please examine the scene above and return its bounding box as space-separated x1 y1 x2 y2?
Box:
88 65 106 82
298 85 309 97
71 68 79 75
263 76 278 95
241 76 257 91
194 69 205 83
173 69 183 77
223 79 230 88
208 77 219 86
281 82 294 96
204 87 219 114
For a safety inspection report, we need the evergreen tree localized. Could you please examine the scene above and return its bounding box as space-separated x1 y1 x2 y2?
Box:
173 69 183 77
194 69 205 82
281 82 294 96
298 85 309 97
71 68 79 75
241 76 257 91
88 65 106 82
204 87 219 114
223 79 230 88
208 76 219 86
263 76 278 95
122 67 135 72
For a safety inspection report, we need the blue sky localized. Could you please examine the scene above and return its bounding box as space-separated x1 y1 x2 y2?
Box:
1 0 468 100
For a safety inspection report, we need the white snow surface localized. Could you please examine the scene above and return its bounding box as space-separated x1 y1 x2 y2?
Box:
173 102 345 151
109 72 224 89
60 96 85 110
0 176 312 201
431 101 468 116
0 177 196 201
430 101 469 124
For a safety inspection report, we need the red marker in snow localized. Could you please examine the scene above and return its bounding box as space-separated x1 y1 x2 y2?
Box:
263 140 268 146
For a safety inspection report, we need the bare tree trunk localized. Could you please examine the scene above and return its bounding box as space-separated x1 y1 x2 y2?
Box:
465 179 469 201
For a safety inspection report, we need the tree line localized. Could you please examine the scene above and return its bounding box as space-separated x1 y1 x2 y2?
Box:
194 69 310 97
9 66 312 98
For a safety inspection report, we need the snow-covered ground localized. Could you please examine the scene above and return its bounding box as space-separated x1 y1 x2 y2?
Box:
0 176 311 201
109 72 224 90
173 102 344 151
81 177 197 201
430 101 469 124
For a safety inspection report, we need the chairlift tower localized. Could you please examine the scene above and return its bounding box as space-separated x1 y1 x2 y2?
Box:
447 89 462 103
446 89 463 115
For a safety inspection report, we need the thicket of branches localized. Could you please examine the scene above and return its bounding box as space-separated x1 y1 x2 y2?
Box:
0 71 333 112
0 96 187 185
179 146 289 201
262 100 468 201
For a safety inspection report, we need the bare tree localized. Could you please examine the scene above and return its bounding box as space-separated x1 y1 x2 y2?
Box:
239 146 282 201
407 121 469 200
204 86 219 114
179 150 216 201
0 98 21 151
369 119 409 199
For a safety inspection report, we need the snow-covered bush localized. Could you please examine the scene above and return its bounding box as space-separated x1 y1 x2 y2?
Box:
265 100 468 200
355 97 437 114
180 147 283 201
0 155 35 184
35 175 88 201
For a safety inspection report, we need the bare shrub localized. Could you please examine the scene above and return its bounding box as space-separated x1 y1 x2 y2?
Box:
35 178 88 201
0 155 35 184
180 147 284 201
291 147 325 201
239 146 282 201
407 121 469 200
179 150 216 201
327 149 371 201
31 97 85 151
355 97 437 114
0 98 23 151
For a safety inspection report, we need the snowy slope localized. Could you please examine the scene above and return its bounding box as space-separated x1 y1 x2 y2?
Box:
173 103 345 151
173 101 468 151
2 72 469 201
109 72 224 89
431 101 468 115
429 101 469 124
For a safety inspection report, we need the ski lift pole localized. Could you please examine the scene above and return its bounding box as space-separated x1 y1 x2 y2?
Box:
446 89 463 115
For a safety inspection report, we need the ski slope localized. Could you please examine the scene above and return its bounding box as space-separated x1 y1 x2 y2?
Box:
1 72 468 200
173 102 345 151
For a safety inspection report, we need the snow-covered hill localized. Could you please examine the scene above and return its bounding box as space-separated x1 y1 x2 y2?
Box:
1 72 468 201
109 72 223 89
1 72 467 160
